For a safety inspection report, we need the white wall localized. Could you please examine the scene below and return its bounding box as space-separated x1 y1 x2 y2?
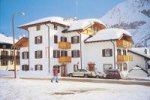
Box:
83 41 115 73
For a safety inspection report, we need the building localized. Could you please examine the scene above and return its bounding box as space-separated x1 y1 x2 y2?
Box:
18 16 150 78
127 48 150 77
18 17 106 77
84 28 133 78
0 42 20 71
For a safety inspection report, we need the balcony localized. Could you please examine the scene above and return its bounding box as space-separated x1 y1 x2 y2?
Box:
58 42 71 49
59 56 71 63
117 55 133 62
116 40 132 48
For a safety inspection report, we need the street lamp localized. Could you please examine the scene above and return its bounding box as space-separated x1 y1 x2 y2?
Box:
12 12 25 78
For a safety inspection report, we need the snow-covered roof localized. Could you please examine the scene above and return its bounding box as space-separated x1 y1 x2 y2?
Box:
128 48 150 59
67 19 106 31
19 16 69 27
0 33 18 44
85 28 132 42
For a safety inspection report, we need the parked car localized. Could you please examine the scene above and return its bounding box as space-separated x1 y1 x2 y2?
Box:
68 69 96 78
105 69 121 79
95 71 105 78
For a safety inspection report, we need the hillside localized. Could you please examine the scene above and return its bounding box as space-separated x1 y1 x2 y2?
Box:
100 0 150 47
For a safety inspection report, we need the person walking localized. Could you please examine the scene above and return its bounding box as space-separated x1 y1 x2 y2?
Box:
51 66 59 83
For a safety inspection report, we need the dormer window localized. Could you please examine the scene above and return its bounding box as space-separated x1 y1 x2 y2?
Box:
36 25 40 31
54 24 57 30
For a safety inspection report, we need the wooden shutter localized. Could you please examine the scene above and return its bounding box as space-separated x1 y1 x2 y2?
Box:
54 35 58 43
110 49 112 56
102 49 105 57
71 37 73 44
77 36 79 43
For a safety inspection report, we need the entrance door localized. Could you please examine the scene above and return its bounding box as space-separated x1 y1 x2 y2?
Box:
61 64 67 77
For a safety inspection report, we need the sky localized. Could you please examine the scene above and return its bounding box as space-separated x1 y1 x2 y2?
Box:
0 0 124 38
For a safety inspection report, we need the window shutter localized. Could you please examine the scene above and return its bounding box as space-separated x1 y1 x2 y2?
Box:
71 51 74 57
40 36 42 43
78 50 80 57
102 49 105 57
22 52 24 59
54 35 58 43
71 37 73 43
58 50 60 58
77 36 79 43
35 37 37 44
110 49 112 56
41 51 42 58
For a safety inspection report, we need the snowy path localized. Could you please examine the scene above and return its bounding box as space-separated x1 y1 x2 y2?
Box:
0 78 150 100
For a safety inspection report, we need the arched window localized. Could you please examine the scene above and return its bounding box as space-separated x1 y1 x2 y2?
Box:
117 49 121 55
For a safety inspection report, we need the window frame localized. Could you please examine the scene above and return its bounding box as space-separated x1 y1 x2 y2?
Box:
35 50 43 59
35 36 42 44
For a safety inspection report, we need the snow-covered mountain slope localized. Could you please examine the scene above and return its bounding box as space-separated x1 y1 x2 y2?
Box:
0 33 18 44
100 0 150 47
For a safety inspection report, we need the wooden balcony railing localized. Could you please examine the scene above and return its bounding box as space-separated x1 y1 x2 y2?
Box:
59 56 71 63
116 40 132 48
117 55 133 62
58 42 71 49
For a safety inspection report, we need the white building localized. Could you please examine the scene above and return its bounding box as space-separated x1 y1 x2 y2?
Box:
18 17 106 77
84 28 133 78
18 16 150 78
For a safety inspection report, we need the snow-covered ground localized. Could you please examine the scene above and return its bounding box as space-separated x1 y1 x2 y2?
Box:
0 79 150 100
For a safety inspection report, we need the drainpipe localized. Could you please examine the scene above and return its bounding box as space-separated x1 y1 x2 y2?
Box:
77 32 82 69
110 40 116 69
45 24 51 74
27 30 30 70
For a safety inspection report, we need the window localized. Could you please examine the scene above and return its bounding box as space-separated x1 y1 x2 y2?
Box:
102 49 112 57
117 49 121 55
144 49 147 54
35 36 42 44
71 36 79 44
1 51 8 56
54 35 58 43
35 50 42 59
123 50 127 55
54 24 57 30
103 64 112 71
36 25 40 31
72 50 80 58
53 50 60 58
2 45 6 49
117 63 122 71
1 60 8 66
35 65 43 71
22 52 29 59
22 65 29 71
61 37 67 42
61 50 67 56
123 63 127 71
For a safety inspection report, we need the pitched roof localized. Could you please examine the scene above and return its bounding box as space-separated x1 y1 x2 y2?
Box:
19 17 106 31
67 19 106 32
19 17 69 28
128 48 150 59
15 37 28 48
85 28 132 43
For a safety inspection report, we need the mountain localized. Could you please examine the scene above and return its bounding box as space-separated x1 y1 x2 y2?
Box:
0 33 18 44
100 0 150 47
